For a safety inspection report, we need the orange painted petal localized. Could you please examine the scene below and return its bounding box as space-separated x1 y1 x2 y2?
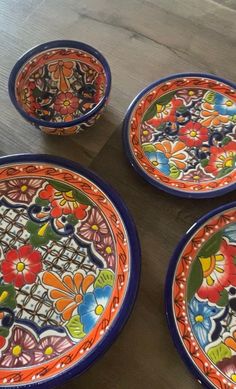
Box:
200 118 212 127
48 63 58 73
58 67 69 93
212 117 220 126
74 273 83 293
55 298 74 312
219 116 229 123
62 303 77 321
173 152 186 160
155 143 165 153
50 290 70 299
82 275 95 294
201 110 212 118
42 272 71 293
63 275 75 293
172 141 186 154
225 337 236 352
162 140 172 154
203 102 213 111
174 160 187 169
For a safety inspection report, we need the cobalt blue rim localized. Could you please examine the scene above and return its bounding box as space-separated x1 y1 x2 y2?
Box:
122 72 236 199
0 153 141 389
8 40 112 129
165 201 236 389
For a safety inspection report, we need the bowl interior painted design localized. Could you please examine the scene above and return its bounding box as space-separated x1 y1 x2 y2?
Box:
123 73 236 198
0 154 140 388
166 202 236 389
9 41 111 129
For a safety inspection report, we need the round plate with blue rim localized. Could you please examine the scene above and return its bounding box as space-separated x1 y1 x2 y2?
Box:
0 154 140 388
165 202 236 388
123 73 236 198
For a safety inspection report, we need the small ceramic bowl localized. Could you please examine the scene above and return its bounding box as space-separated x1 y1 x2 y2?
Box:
8 40 111 135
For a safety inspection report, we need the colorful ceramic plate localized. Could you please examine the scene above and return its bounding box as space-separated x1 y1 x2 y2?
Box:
166 202 236 388
0 154 140 388
123 73 236 198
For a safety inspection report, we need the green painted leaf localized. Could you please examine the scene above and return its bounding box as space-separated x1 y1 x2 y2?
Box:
217 289 229 307
200 158 209 168
66 315 86 339
187 259 203 302
48 179 74 192
32 88 42 98
230 114 236 123
26 221 61 247
207 342 231 364
35 197 49 206
95 270 115 288
155 91 176 106
0 328 9 338
142 91 176 122
169 163 180 179
221 137 232 146
177 105 188 113
143 103 158 123
73 190 93 206
216 166 234 179
0 284 16 309
198 231 222 258
142 144 156 153
204 91 216 104
67 214 79 226
48 179 93 206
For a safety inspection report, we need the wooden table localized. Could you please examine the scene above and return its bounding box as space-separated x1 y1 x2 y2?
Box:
0 0 235 387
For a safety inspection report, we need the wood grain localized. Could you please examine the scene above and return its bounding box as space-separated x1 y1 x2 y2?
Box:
0 0 235 387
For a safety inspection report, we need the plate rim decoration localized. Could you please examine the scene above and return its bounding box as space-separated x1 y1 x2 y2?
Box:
122 72 236 198
165 201 236 389
8 40 112 129
0 153 141 389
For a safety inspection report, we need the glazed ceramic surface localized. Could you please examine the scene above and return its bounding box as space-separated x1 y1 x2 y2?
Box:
123 74 236 197
166 202 236 388
0 154 140 388
8 41 111 135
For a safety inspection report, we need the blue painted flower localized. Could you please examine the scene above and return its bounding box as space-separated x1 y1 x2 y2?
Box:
188 297 222 348
145 151 170 175
214 94 236 116
78 286 112 333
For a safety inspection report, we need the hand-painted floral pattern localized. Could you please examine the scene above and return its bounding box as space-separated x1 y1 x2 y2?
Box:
42 271 95 321
0 178 43 203
0 326 36 367
34 335 74 363
79 208 109 242
172 207 236 388
140 86 236 184
188 297 222 348
78 285 112 333
197 238 236 303
16 49 106 124
0 169 119 378
1 245 42 288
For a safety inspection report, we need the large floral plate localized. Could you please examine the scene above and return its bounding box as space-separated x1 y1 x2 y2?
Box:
166 202 236 388
123 73 236 198
0 154 140 388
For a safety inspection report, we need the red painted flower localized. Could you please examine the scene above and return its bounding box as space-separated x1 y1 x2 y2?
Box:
146 98 183 128
54 92 78 115
39 184 88 220
204 141 236 176
197 238 236 303
1 245 42 288
179 121 208 147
